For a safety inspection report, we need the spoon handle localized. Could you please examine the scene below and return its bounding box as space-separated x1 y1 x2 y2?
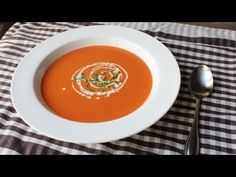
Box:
184 99 200 155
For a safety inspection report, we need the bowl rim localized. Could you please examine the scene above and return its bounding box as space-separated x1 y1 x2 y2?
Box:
11 25 181 144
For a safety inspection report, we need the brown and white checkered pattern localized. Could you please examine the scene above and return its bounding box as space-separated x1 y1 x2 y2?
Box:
0 22 236 154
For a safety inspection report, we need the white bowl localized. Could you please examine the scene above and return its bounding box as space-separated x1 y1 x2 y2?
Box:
11 25 181 144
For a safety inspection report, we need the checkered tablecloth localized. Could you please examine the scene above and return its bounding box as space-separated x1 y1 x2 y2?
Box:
0 22 236 155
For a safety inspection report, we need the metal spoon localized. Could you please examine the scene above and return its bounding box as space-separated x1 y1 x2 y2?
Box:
183 65 213 155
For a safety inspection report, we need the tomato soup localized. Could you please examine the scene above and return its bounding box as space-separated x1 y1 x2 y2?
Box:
41 46 152 122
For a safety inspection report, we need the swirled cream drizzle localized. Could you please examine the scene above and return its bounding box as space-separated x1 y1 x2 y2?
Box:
71 62 128 99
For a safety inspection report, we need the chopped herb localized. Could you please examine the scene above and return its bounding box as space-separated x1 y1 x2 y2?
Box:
88 79 94 83
76 77 86 81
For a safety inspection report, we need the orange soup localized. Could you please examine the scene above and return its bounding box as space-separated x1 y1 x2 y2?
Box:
41 46 152 122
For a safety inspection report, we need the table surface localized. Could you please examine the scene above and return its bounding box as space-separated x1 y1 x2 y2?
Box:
0 22 236 154
183 22 236 30
1 22 236 39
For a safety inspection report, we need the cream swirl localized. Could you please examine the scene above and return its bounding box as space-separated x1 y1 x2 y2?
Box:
71 62 128 99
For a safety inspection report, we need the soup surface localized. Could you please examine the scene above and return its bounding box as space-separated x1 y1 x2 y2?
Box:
41 46 152 122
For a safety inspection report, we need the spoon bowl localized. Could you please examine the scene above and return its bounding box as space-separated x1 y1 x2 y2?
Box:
189 65 214 99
